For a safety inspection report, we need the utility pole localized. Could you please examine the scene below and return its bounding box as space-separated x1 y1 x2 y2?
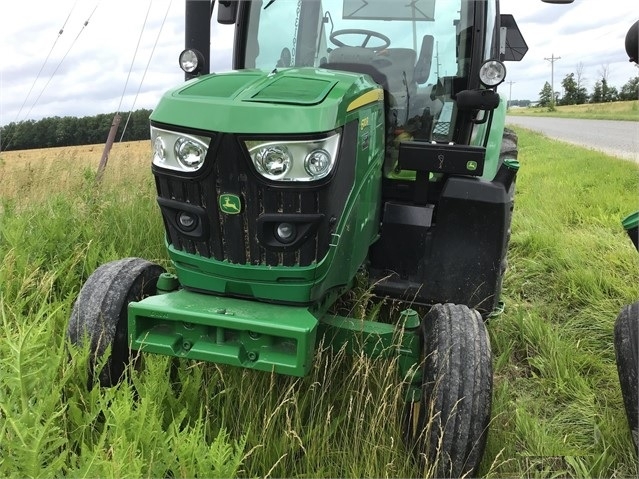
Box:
544 53 561 108
506 81 516 110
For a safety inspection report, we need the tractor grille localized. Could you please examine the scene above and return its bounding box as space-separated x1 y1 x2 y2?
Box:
153 127 356 267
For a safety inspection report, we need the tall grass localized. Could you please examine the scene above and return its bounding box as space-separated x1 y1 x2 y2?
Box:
0 133 638 477
484 129 639 477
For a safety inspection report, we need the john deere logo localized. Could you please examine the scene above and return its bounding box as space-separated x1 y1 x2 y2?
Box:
219 194 241 214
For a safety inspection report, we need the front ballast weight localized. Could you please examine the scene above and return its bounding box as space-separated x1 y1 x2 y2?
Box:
68 261 492 477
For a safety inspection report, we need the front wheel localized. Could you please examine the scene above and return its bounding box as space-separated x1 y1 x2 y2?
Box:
67 258 165 388
614 301 639 454
403 303 493 478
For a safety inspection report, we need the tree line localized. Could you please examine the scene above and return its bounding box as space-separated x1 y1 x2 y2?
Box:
536 65 639 108
0 109 152 152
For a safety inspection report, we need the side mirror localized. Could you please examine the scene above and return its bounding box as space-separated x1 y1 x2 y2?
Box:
218 0 238 25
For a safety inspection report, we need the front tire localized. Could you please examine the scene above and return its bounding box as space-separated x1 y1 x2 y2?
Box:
404 303 493 478
67 257 165 388
614 301 639 454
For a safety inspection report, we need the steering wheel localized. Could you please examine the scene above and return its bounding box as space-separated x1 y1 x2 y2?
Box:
329 29 391 51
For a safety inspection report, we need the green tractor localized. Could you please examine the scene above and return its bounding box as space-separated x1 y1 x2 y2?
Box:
68 0 573 476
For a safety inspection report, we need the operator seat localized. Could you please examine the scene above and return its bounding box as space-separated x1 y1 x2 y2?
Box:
321 46 391 98
372 48 417 117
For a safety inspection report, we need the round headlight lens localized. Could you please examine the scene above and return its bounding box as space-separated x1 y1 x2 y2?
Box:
177 211 198 231
304 149 331 178
254 146 291 179
479 60 506 87
275 222 296 243
153 136 166 163
174 137 206 170
179 49 201 74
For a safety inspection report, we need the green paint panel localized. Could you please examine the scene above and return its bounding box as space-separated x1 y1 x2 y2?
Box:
318 312 422 393
473 97 507 181
167 244 321 304
180 72 263 98
249 76 335 104
128 289 318 377
150 67 379 134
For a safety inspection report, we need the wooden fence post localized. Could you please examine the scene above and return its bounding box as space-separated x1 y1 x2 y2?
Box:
96 113 122 183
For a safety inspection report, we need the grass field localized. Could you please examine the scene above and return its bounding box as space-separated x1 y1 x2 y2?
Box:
508 100 639 121
1 132 638 477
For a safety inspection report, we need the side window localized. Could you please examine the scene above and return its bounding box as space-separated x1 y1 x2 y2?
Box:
484 0 497 60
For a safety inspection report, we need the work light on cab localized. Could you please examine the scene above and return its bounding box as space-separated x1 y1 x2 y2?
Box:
179 48 204 74
479 60 507 87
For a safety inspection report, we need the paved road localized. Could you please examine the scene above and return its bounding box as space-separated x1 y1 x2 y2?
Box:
505 116 639 163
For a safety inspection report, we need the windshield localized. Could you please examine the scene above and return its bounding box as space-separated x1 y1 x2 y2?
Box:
243 0 478 143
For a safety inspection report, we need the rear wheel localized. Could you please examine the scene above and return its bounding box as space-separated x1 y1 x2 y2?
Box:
67 258 165 388
495 128 519 311
614 301 639 453
403 303 492 478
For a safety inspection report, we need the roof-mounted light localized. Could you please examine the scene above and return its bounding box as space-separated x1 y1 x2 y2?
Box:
479 60 507 88
179 49 204 75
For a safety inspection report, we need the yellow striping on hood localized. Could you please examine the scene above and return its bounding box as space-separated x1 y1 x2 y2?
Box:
346 88 384 112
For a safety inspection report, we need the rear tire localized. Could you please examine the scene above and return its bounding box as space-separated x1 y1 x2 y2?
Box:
494 128 519 311
614 301 639 454
67 258 165 388
404 303 493 478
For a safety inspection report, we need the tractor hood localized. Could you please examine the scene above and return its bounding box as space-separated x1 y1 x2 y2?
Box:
150 68 380 134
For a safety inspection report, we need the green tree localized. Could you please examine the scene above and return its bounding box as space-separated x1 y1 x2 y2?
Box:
538 81 553 107
560 73 578 105
619 76 639 101
591 80 603 103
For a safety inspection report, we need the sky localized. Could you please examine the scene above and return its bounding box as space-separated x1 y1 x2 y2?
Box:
0 0 637 127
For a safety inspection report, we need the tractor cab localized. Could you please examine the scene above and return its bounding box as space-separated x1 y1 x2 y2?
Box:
194 0 512 168
242 0 454 145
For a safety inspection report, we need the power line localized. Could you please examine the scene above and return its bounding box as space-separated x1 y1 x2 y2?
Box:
115 0 153 116
22 2 101 121
119 0 174 142
2 2 100 152
0 2 78 151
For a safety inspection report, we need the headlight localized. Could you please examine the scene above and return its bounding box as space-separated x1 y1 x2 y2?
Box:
479 60 506 87
245 132 340 182
254 145 292 180
151 126 211 172
174 137 207 169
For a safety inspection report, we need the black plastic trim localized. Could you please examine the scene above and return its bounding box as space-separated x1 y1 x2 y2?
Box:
157 197 209 240
257 213 324 252
398 142 486 176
